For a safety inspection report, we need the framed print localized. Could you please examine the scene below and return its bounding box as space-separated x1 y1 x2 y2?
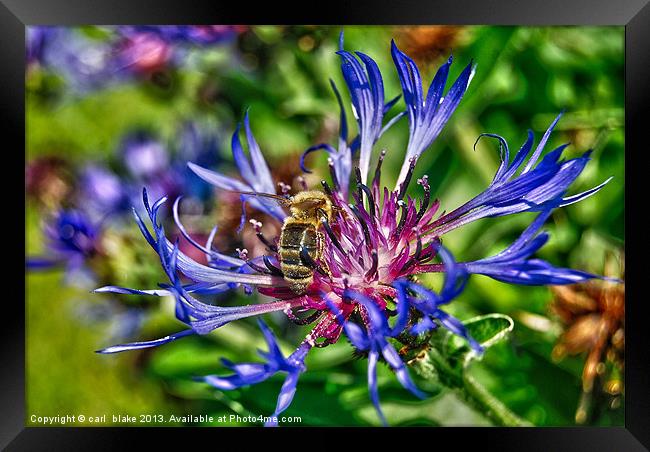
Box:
4 0 649 449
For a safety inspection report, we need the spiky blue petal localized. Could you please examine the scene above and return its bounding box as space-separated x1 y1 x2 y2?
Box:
458 209 607 286
427 113 612 236
200 320 310 426
391 40 474 188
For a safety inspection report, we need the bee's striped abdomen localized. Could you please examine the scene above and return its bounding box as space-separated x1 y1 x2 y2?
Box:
279 222 321 294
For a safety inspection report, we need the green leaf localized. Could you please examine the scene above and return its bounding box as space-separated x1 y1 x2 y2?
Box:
413 313 510 374
408 313 514 386
444 313 514 369
408 314 531 426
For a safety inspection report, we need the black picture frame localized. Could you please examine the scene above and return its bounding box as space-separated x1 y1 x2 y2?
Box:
7 0 648 449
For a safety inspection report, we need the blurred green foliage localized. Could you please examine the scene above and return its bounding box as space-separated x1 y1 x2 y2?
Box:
26 25 624 426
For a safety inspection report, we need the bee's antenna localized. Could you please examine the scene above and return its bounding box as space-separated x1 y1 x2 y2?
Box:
224 189 292 205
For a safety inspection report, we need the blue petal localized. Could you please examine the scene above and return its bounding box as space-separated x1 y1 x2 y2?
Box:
303 79 355 195
343 289 389 332
325 296 371 349
257 319 286 366
474 133 510 184
521 111 564 174
187 115 286 221
458 208 607 286
392 39 473 188
559 176 613 207
202 366 272 390
95 329 194 354
172 196 244 268
93 285 172 296
243 111 277 194
410 316 436 335
266 371 301 426
432 310 484 354
367 349 388 426
382 342 427 399
337 41 386 184
436 245 469 300
391 39 423 125
343 322 371 350
231 120 255 181
187 162 286 221
465 259 604 286
425 55 452 116
501 129 535 181
390 282 411 336
300 144 335 174
132 206 157 248
201 331 310 426
26 257 61 269
398 275 481 354
330 79 348 141
425 113 612 239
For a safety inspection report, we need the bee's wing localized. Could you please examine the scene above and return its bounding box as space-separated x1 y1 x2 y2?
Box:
293 198 327 210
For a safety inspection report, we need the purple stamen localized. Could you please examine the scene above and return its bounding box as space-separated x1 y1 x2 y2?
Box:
393 200 409 240
278 181 291 195
415 175 431 222
257 233 278 253
397 155 418 201
321 179 334 197
354 166 365 204
250 220 279 253
355 167 377 218
401 234 423 272
314 338 335 348
244 258 272 275
328 158 340 192
365 250 379 279
349 204 373 249
372 149 387 193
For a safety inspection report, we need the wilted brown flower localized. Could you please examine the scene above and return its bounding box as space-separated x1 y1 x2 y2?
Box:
550 252 624 424
393 26 468 69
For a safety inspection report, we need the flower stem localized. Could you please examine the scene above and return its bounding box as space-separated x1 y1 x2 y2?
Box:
408 349 531 427
460 373 532 427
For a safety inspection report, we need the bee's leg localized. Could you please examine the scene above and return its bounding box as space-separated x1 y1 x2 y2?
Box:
299 245 329 277
298 231 331 278
317 209 346 256
262 255 284 276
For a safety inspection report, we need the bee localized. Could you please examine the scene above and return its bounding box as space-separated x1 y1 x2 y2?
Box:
228 189 334 295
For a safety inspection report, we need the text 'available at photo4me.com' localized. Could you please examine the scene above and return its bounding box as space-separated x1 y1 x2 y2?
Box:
29 413 303 426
